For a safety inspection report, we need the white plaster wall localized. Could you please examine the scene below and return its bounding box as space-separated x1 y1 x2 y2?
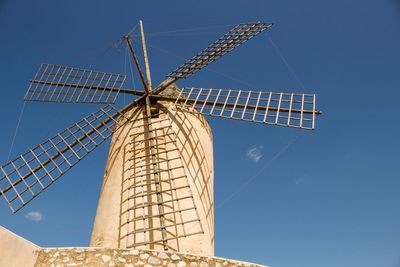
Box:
0 226 39 267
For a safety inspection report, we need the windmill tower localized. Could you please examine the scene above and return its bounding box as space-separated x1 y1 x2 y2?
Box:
0 21 321 256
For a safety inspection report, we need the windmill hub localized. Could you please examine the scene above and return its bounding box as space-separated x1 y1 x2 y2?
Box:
157 82 183 99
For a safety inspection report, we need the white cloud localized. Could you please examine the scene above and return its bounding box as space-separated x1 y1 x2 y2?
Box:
246 145 264 163
25 211 43 222
294 177 304 185
294 174 308 185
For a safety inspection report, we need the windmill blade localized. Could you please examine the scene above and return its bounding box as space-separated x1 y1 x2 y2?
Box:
165 22 272 81
156 87 320 130
0 104 128 212
25 63 144 104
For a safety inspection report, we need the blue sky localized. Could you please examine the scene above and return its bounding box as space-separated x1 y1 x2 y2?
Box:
1 0 400 266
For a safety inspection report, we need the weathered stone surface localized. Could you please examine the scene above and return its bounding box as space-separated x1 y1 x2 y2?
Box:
140 253 150 260
148 256 162 265
159 252 170 260
33 248 266 267
130 249 140 256
136 260 145 266
101 254 111 262
171 254 181 261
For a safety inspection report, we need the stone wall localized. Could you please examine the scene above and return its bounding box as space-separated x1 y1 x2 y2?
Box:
34 248 266 267
0 224 266 267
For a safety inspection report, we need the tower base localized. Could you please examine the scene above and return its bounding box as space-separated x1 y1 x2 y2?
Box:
35 248 266 267
0 226 267 267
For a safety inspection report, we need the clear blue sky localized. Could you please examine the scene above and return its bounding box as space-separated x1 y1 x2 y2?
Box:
1 0 400 266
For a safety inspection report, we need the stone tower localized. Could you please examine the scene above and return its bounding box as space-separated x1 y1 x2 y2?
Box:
90 86 214 256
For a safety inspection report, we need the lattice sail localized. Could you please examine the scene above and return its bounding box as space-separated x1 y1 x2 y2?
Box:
25 63 127 104
174 87 318 130
0 105 126 212
167 22 272 80
119 116 203 250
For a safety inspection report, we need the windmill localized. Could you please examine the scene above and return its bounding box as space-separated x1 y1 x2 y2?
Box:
0 21 321 256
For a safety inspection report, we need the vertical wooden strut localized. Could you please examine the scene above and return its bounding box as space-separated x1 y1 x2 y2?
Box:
139 20 168 249
139 20 152 93
125 24 168 250
143 97 169 251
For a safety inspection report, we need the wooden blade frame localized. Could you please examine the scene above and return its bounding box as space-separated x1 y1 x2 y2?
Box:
166 22 272 81
159 87 319 130
0 104 126 212
120 116 203 250
25 63 143 104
